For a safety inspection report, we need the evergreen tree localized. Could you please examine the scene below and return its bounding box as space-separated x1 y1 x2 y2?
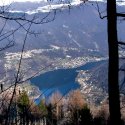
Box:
17 90 30 125
79 105 93 125
38 99 48 117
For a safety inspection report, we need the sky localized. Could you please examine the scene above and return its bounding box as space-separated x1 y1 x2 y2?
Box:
0 0 125 6
0 0 44 5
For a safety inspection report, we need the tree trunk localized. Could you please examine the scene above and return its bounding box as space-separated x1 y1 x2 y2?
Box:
107 0 121 124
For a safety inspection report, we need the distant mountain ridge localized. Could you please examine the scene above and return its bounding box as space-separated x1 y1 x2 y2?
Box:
5 0 125 13
2 1 124 55
2 2 109 56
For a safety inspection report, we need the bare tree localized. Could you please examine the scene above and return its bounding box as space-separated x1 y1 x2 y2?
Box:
68 89 85 110
67 89 85 125
107 0 122 124
49 91 63 123
95 0 125 124
0 2 58 125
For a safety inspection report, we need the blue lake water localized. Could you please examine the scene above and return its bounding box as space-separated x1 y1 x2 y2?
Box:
30 60 105 101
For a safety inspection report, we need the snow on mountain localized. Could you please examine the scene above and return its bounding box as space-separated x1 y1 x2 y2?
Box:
0 0 47 6
4 0 124 15
26 2 82 14
7 0 83 13
1 1 124 55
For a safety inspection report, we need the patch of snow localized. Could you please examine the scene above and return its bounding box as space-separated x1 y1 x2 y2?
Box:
68 33 72 38
66 55 71 58
50 45 60 50
94 42 99 51
72 38 81 47
48 31 52 35
63 24 69 28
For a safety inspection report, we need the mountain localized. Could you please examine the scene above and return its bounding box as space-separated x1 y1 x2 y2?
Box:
0 1 125 104
2 1 109 55
77 59 125 104
3 1 124 55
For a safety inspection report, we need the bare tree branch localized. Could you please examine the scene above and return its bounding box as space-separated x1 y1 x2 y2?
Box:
96 2 107 19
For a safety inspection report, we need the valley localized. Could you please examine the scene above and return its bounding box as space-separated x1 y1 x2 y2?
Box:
1 47 107 104
0 0 125 105
0 1 125 125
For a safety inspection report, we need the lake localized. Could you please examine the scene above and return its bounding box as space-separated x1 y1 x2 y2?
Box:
30 60 105 100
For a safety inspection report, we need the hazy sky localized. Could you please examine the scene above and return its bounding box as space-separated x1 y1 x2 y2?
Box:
0 0 44 5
